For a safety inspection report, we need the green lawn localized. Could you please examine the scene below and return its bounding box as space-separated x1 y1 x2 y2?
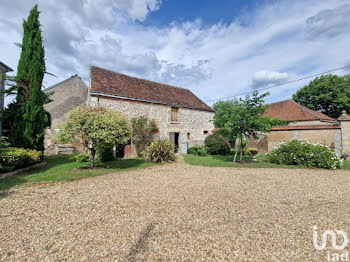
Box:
183 154 350 170
0 155 155 192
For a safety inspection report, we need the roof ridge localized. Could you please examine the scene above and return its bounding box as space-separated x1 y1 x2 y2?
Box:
43 74 80 92
90 65 189 91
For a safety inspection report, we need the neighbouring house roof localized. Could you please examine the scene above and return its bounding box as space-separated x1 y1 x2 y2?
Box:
264 99 335 121
271 124 341 131
89 66 214 112
43 74 80 92
0 61 13 72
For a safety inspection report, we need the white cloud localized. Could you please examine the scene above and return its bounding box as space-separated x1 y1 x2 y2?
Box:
252 70 288 88
1 0 350 106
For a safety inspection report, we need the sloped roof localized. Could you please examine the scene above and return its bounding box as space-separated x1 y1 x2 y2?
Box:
0 61 13 72
43 74 80 92
89 66 214 112
264 99 334 121
271 124 340 131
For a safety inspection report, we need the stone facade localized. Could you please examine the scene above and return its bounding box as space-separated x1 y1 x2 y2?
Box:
43 75 88 155
89 96 215 153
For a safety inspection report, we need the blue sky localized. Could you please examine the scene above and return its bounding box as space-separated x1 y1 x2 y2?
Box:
144 0 263 27
0 0 350 105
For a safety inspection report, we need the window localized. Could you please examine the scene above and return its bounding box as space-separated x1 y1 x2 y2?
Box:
203 130 209 135
171 107 179 122
187 133 191 140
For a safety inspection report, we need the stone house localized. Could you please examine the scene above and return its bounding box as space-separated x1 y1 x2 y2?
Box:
0 61 13 136
43 75 88 155
247 99 343 155
88 66 215 155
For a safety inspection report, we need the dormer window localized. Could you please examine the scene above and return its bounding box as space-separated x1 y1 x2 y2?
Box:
171 107 179 122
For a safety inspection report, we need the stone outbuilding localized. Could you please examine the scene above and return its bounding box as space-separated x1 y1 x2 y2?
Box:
0 61 13 136
43 75 88 155
247 99 342 155
88 66 215 156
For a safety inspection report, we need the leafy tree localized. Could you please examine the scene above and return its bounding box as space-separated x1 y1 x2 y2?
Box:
1 5 51 151
292 74 350 118
213 91 275 163
56 107 131 168
131 116 159 157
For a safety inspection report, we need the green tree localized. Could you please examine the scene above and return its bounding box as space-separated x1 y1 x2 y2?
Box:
131 116 159 157
56 107 131 168
2 5 51 151
292 74 350 118
213 91 274 163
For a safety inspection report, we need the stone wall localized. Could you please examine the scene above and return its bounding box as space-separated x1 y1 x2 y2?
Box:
90 96 215 150
340 121 350 155
267 128 342 155
44 76 88 155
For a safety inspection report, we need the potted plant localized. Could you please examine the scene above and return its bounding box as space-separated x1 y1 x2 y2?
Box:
247 147 259 161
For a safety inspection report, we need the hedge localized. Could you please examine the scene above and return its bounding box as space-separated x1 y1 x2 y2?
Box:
0 147 42 172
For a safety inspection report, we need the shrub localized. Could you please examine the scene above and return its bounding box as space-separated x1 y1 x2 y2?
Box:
144 139 176 163
74 153 89 163
97 146 114 162
265 139 343 169
0 147 42 171
188 145 208 156
205 133 230 155
131 116 159 157
0 136 10 148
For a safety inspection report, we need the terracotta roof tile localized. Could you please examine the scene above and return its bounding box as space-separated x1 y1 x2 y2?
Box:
271 124 340 131
264 99 334 121
89 66 214 112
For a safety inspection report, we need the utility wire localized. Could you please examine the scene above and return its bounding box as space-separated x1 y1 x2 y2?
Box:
205 64 350 103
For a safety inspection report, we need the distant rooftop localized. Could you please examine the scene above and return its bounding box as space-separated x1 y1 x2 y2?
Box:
264 99 334 122
0 61 13 72
43 74 80 92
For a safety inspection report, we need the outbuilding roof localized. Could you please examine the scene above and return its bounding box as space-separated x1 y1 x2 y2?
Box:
264 99 334 121
89 66 214 112
0 61 13 72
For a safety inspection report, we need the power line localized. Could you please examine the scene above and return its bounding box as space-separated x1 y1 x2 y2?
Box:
205 64 350 103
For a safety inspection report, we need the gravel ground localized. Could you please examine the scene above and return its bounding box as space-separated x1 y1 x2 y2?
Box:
1 160 350 261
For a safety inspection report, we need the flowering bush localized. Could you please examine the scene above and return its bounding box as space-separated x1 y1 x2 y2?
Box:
0 147 42 171
265 139 342 169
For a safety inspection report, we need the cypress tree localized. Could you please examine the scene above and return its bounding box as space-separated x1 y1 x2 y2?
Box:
9 5 50 151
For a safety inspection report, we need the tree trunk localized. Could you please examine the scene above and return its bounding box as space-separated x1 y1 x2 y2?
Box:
89 148 96 168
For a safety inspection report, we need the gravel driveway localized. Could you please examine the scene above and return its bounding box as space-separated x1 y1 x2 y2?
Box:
1 161 350 261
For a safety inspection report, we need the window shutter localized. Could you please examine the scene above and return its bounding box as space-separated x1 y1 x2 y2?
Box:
171 107 178 122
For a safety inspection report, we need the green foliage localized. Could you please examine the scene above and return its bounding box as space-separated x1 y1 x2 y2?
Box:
0 137 10 148
131 116 159 157
74 153 89 163
56 107 131 168
188 145 208 156
213 91 273 161
292 74 350 118
265 139 343 169
97 146 114 162
0 147 42 171
144 139 176 163
2 5 51 150
204 133 230 155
